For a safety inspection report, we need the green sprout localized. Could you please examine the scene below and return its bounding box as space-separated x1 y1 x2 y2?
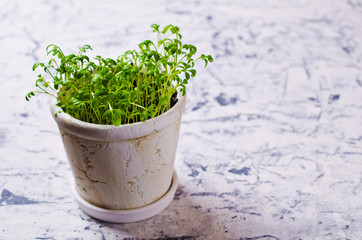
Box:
26 24 213 126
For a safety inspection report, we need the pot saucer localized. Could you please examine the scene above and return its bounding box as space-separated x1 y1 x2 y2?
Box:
71 171 178 223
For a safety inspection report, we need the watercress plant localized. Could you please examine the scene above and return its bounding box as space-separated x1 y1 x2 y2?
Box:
26 24 213 126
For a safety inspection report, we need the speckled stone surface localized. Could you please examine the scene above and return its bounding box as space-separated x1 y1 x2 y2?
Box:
0 0 361 239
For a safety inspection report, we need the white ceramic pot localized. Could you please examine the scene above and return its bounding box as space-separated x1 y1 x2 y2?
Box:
50 94 186 213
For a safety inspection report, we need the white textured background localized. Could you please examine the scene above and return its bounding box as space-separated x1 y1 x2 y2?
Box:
0 0 361 239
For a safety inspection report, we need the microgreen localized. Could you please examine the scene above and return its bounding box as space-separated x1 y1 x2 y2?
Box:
26 24 213 126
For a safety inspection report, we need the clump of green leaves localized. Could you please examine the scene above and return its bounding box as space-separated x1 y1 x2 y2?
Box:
26 24 213 126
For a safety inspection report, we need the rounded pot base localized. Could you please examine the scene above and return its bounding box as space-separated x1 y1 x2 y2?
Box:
71 171 178 223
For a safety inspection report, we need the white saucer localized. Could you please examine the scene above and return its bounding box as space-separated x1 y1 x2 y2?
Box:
71 171 178 223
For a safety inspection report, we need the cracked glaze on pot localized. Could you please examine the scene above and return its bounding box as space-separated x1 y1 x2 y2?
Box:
50 94 186 210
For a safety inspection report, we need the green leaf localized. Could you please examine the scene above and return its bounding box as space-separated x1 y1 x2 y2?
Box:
185 72 190 80
162 24 172 34
32 62 44 71
189 45 197 56
170 25 179 34
25 92 33 101
189 69 196 77
207 55 214 62
112 113 122 126
112 109 125 126
80 44 93 52
181 85 186 96
106 58 117 66
151 24 160 32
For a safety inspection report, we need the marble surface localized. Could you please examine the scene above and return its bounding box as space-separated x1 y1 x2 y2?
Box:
0 0 361 239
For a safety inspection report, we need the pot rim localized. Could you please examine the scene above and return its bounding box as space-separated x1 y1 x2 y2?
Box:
50 93 187 141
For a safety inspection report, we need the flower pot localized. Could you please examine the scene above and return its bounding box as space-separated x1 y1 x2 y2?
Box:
50 94 186 222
